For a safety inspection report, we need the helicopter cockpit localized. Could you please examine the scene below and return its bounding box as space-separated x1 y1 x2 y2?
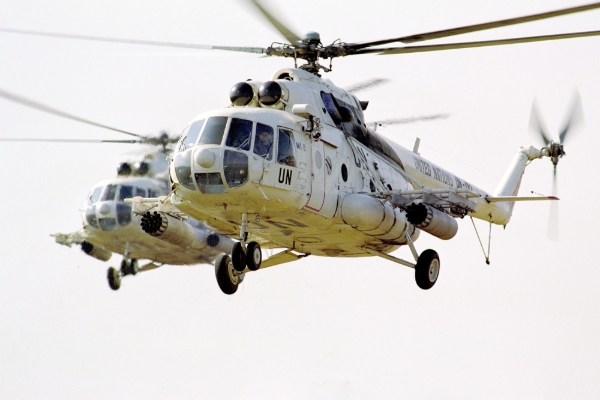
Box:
85 182 162 231
173 112 298 195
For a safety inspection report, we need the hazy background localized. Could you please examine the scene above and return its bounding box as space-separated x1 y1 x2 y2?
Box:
1 0 599 398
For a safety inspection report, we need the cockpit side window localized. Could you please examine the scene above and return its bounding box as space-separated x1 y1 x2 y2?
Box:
320 92 342 124
148 189 160 198
118 185 134 202
179 119 205 151
277 128 296 167
225 118 252 151
199 116 228 145
88 186 103 205
135 187 147 197
102 185 118 201
253 123 274 160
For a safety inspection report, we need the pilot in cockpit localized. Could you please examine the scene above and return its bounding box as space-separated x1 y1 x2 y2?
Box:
253 124 274 160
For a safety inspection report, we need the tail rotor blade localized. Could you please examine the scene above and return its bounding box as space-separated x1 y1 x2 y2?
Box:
547 166 559 241
529 100 551 146
559 90 584 144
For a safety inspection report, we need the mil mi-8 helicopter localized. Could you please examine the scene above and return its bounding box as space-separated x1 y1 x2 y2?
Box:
0 89 235 290
1 1 595 294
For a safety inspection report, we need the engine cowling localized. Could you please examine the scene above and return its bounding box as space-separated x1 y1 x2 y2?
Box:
81 241 112 261
141 212 234 254
340 193 419 243
405 203 458 240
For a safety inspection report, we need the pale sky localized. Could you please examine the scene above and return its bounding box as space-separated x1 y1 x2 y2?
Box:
1 1 599 398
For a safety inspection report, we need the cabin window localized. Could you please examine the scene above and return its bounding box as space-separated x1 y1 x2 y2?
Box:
253 123 274 160
179 119 205 151
277 128 296 167
225 118 252 151
199 116 228 145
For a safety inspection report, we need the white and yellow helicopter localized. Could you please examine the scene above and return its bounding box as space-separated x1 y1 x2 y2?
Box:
2 1 595 295
0 89 235 290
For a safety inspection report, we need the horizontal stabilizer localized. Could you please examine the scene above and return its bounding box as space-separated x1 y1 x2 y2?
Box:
485 195 559 203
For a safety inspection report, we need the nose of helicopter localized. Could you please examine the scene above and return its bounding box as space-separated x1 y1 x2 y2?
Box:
84 201 133 231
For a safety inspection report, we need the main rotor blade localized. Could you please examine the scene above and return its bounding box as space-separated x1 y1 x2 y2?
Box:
0 88 142 137
529 101 551 146
345 78 390 94
372 114 450 126
0 27 267 54
247 0 302 44
348 2 600 49
559 91 584 144
0 138 139 144
353 31 600 55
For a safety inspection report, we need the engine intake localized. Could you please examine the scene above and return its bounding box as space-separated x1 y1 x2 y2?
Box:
405 203 458 240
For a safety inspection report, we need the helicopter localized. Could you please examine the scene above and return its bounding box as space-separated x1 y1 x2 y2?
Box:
1 1 595 295
0 89 235 290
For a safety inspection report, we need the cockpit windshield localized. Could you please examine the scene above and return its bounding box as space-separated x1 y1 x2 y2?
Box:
199 116 227 145
118 185 134 201
101 185 118 201
179 119 205 151
88 186 103 205
225 118 252 151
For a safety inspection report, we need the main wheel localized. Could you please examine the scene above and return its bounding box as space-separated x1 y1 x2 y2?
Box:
120 259 131 276
215 254 242 295
107 267 121 291
415 249 440 290
246 241 262 271
130 259 139 276
231 242 246 272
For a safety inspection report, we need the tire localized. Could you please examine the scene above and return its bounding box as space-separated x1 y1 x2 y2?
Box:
130 259 139 276
215 255 240 295
415 249 440 290
246 241 262 271
107 267 121 291
120 259 131 276
231 242 246 272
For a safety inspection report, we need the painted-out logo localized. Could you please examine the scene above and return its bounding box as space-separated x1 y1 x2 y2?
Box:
278 168 292 185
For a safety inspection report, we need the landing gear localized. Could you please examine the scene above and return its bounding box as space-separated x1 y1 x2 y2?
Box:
415 249 440 290
246 241 262 271
107 267 121 290
215 254 245 295
231 242 247 272
106 258 139 291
